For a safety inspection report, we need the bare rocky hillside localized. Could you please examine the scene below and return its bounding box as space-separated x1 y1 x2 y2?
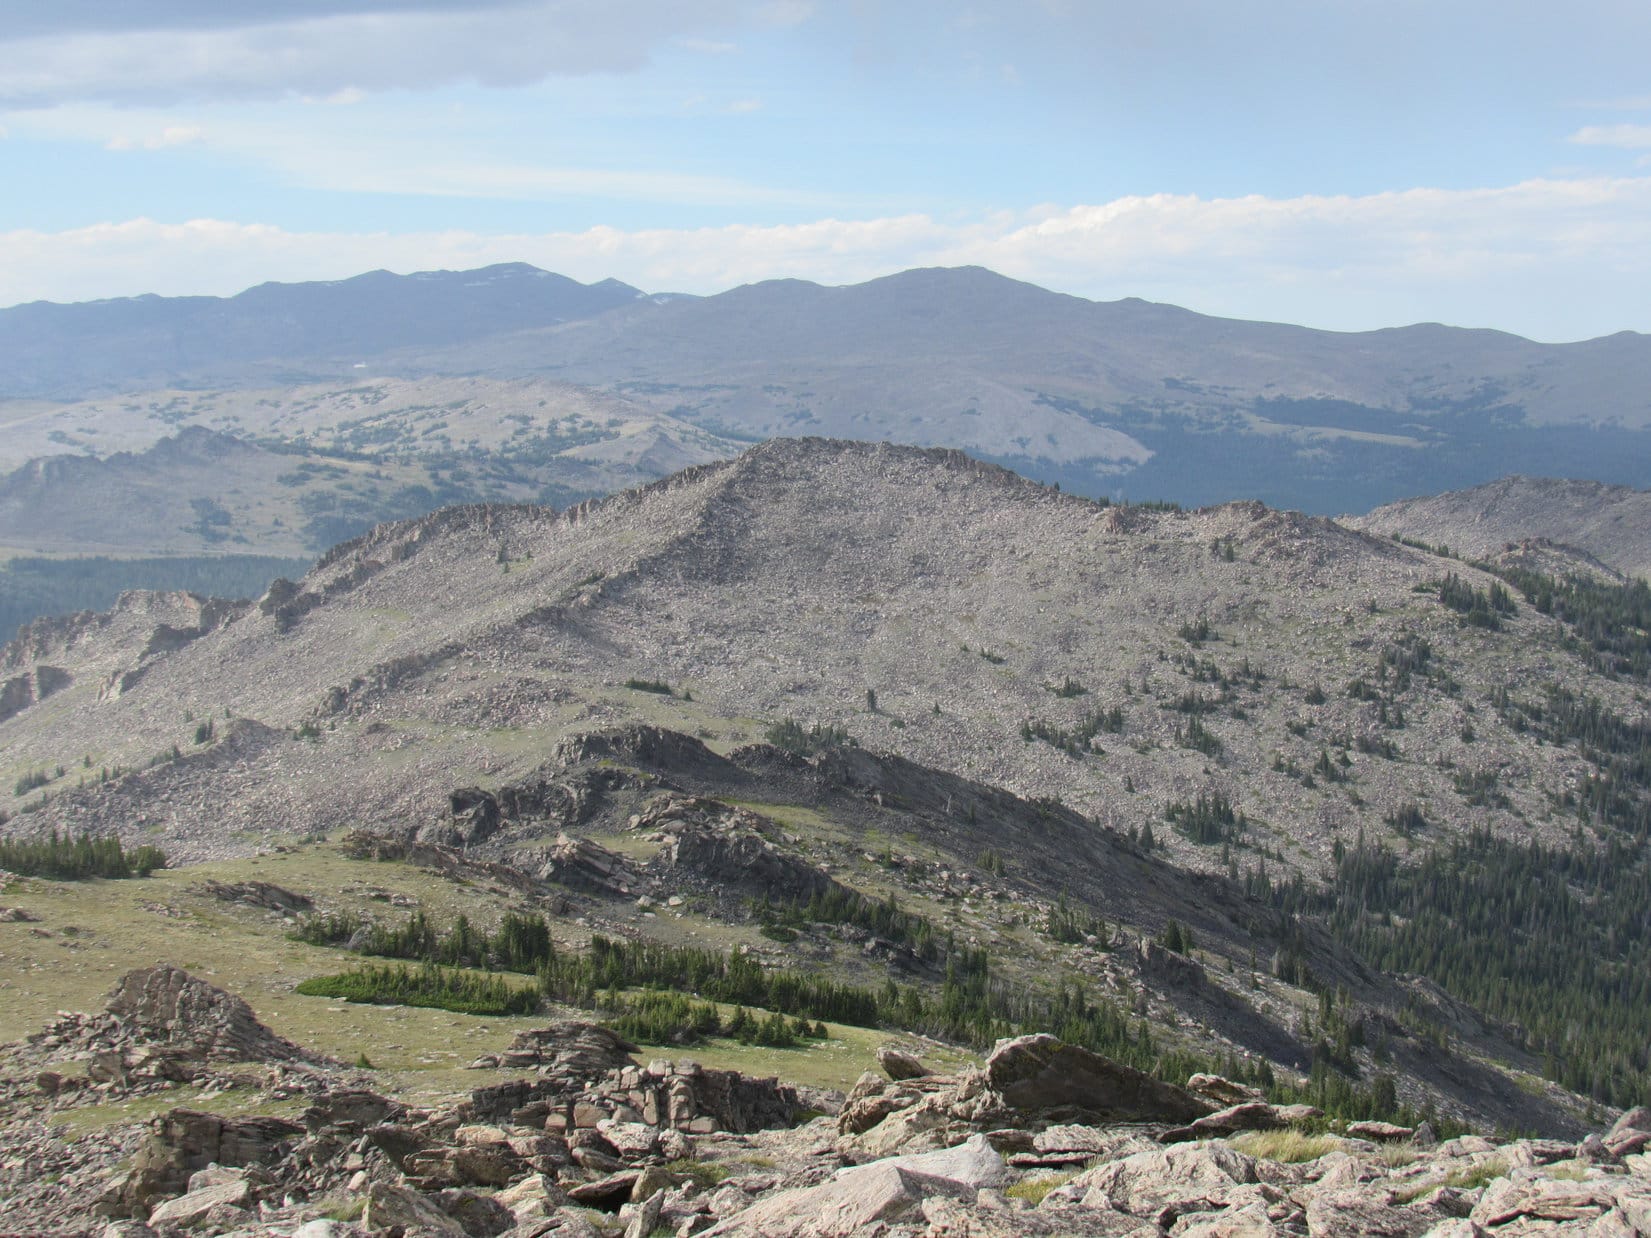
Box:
0 378 744 560
1350 475 1651 580
2 439 1633 873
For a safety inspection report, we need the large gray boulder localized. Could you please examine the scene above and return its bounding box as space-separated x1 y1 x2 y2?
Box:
985 1034 1213 1124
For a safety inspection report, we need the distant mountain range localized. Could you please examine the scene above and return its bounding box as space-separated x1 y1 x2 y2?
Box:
4 263 1650 514
0 264 653 397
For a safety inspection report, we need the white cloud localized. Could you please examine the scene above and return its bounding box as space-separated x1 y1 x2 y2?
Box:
0 1 755 106
13 102 826 209
105 124 205 150
725 98 764 114
1569 124 1651 149
312 88 368 106
4 177 1649 340
755 2 813 27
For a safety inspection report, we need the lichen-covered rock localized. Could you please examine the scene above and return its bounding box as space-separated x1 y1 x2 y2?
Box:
702 1158 979 1237
360 1181 468 1237
1188 1073 1269 1107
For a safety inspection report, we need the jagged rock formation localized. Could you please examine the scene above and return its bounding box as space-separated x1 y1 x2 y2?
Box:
17 965 323 1082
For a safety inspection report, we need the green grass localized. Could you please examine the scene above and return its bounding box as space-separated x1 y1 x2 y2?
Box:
48 1079 305 1140
1446 1158 1509 1191
665 1158 731 1189
1230 1130 1341 1163
1394 1156 1510 1203
1005 1171 1080 1204
318 1198 367 1222
0 839 975 1103
1373 1140 1422 1169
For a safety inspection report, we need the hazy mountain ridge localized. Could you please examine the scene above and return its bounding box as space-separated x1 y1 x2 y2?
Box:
6 264 1650 515
0 264 650 398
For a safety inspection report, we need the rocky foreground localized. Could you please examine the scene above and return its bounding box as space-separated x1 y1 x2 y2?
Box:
1 968 1648 1237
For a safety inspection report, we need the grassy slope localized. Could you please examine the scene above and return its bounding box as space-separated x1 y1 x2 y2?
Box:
0 841 967 1107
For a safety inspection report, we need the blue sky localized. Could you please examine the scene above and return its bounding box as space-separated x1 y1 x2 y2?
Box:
2 1 1648 340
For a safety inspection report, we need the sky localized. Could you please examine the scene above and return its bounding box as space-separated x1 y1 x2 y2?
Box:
1 1 1648 341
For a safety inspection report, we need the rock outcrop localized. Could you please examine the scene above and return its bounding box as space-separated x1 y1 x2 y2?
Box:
20 965 321 1078
4 997 1650 1238
838 1033 1214 1160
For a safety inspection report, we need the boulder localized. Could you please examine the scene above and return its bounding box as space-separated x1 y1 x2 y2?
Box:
497 1173 567 1209
1048 1141 1261 1217
361 1182 467 1237
1161 1102 1288 1144
433 1188 515 1238
568 1171 644 1208
1611 1107 1651 1138
291 1222 367 1238
632 1165 675 1202
116 1109 302 1212
406 1140 524 1188
875 1046 933 1081
879 1134 1009 1189
1303 1186 1438 1237
1176 1201 1287 1236
303 1088 404 1134
1471 1177 1623 1229
1187 1073 1268 1107
144 1177 252 1228
985 1034 1213 1124
1345 1121 1414 1143
702 1160 978 1237
624 1188 667 1238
